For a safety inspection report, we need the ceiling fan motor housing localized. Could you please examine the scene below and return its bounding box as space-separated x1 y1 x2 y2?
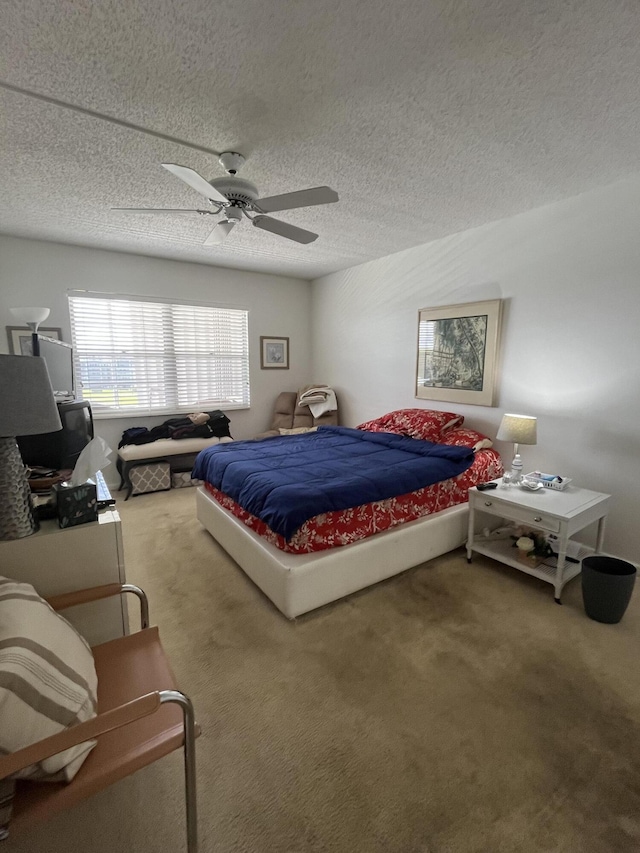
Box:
210 177 259 207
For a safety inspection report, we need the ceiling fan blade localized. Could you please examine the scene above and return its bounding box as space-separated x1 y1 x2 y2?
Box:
255 186 338 213
203 220 236 246
161 164 229 204
111 208 213 215
252 215 318 244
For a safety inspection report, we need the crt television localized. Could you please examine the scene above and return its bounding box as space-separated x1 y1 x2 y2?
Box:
18 336 92 472
17 400 94 472
32 333 75 400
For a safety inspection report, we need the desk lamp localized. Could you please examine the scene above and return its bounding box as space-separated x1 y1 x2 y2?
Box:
497 413 537 483
0 355 62 540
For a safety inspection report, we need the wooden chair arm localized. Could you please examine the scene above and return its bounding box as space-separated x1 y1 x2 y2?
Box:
46 584 124 611
46 584 150 629
0 692 161 780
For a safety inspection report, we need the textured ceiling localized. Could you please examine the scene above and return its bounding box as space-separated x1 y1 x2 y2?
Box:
2 0 640 279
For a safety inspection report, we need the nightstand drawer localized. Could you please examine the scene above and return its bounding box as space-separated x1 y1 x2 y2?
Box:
475 498 561 533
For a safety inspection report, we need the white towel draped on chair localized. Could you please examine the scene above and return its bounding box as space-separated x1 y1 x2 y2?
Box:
298 386 338 418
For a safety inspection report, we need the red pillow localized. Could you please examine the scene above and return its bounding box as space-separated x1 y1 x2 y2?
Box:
357 409 464 442
441 427 493 452
356 417 394 434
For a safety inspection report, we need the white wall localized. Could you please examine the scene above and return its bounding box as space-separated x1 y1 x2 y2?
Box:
311 177 640 563
0 236 311 482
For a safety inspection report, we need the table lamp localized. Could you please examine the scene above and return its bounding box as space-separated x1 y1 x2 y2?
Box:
496 413 537 483
0 355 62 540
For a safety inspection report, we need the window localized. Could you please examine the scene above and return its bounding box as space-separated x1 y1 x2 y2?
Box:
68 292 249 417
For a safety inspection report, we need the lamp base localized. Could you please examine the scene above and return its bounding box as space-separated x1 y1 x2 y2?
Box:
0 437 39 541
510 452 524 484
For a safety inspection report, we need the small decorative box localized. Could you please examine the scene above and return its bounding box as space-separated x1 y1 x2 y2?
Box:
171 471 203 489
524 472 572 491
130 461 171 496
53 482 98 528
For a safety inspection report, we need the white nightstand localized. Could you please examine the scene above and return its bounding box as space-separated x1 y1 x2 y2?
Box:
466 482 610 602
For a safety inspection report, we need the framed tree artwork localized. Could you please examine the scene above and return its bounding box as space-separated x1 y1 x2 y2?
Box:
415 299 502 407
260 336 289 369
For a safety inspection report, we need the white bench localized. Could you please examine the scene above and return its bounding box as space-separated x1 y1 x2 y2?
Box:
117 436 233 499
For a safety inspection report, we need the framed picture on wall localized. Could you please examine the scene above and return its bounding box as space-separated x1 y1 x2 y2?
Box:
260 336 289 369
6 326 63 356
415 299 502 407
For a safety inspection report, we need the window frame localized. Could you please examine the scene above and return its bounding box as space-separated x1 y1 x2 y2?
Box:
68 290 250 419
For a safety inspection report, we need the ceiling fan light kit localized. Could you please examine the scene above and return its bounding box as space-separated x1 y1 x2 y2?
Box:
113 152 339 246
204 219 236 245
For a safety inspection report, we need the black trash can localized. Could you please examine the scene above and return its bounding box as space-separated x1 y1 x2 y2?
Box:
581 556 636 624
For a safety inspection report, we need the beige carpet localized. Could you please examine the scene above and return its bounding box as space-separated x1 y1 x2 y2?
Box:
6 488 640 853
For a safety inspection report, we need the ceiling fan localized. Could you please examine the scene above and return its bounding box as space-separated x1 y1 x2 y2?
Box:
112 152 339 245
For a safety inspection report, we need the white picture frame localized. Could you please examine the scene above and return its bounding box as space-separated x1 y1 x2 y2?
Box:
415 299 502 407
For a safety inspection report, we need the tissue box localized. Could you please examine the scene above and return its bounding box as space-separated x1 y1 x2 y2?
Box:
53 482 98 528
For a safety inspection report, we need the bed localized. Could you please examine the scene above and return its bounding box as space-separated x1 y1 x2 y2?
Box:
193 409 503 618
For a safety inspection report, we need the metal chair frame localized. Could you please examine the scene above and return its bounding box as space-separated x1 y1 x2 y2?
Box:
0 584 199 852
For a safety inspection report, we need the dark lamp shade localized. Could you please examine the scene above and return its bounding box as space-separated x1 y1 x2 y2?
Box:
0 355 62 437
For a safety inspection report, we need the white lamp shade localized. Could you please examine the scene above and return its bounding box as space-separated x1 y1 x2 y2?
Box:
0 355 62 437
496 413 537 445
9 307 50 326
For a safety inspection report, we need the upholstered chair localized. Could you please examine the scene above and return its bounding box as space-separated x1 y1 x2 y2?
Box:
255 389 339 439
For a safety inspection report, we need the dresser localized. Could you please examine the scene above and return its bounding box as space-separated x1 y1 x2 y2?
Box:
0 509 129 644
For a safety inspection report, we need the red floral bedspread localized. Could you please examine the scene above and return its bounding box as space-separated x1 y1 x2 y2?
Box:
203 448 503 554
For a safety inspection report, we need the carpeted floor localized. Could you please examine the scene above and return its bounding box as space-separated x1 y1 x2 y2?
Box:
6 488 640 852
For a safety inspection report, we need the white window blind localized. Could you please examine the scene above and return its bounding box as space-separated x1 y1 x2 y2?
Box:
68 292 249 417
418 319 436 354
417 318 436 384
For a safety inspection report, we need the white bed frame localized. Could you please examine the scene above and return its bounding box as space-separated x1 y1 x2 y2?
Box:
196 486 469 619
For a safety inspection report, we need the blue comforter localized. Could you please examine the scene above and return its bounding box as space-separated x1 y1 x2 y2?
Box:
192 426 474 541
